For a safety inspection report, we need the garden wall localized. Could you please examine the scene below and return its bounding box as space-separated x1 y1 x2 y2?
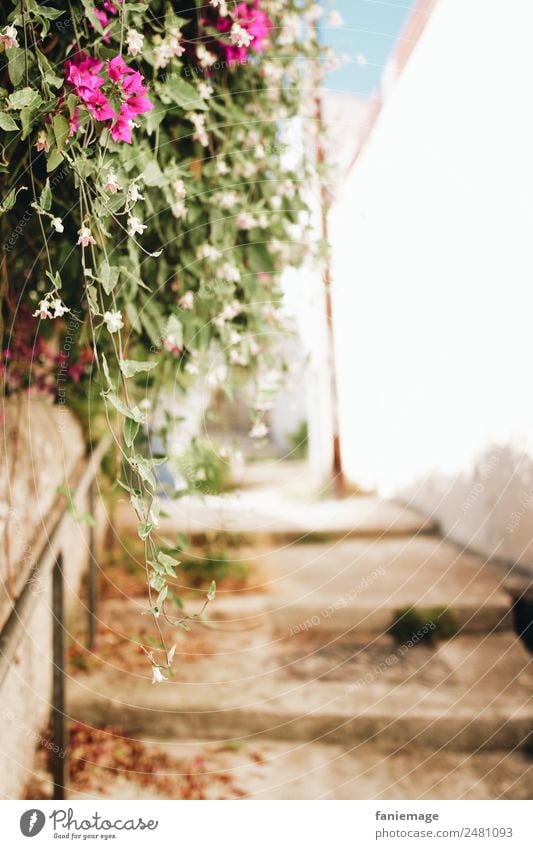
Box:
0 397 91 799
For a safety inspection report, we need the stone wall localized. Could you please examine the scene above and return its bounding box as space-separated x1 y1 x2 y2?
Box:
0 397 91 799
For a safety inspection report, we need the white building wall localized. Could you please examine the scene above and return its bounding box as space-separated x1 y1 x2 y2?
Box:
330 0 533 566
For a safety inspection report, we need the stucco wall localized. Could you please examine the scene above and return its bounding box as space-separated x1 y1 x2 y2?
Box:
329 0 533 568
0 398 92 798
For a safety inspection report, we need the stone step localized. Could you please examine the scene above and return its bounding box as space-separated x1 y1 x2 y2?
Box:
68 631 533 752
112 489 437 546
145 534 513 637
34 738 533 800
263 536 514 636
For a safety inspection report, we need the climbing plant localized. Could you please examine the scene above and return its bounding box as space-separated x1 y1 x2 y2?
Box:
0 0 334 680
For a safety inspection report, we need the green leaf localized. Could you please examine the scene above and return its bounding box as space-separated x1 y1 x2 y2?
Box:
124 417 139 448
0 185 26 215
207 580 216 602
101 352 112 388
46 148 64 172
40 178 52 212
161 75 207 111
156 585 168 608
6 48 26 87
45 269 61 290
0 112 18 132
8 87 42 111
45 72 64 90
105 393 146 423
53 114 70 151
99 260 120 295
138 521 153 540
142 160 164 187
119 359 158 378
34 5 63 19
130 456 157 489
150 572 165 591
157 552 179 576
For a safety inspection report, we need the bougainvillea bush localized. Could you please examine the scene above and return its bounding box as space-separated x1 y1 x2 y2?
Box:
0 0 328 679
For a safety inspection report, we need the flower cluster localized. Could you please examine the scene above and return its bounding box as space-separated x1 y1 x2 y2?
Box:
207 0 273 65
65 53 153 143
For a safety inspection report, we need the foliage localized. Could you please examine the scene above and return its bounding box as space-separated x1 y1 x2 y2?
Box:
0 0 328 679
388 605 459 646
286 418 308 459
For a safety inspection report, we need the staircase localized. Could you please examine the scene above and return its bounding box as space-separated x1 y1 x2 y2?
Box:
64 461 533 799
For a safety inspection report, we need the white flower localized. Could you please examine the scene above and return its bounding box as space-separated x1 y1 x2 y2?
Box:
127 215 147 237
270 195 282 210
126 28 144 57
249 421 268 439
210 0 228 15
187 112 209 147
230 22 253 48
103 170 121 193
33 299 52 320
151 666 167 684
197 243 221 261
185 359 199 376
127 182 144 204
172 179 187 199
0 25 18 50
35 131 49 153
51 299 69 318
216 159 229 175
51 217 64 233
216 263 240 283
77 226 96 247
198 82 213 100
196 43 217 68
179 291 194 310
219 190 239 209
229 349 247 366
356 52 368 66
167 29 185 58
308 3 324 23
236 212 256 230
327 10 343 27
278 14 300 46
104 310 124 333
280 180 295 198
171 199 187 220
154 29 184 69
262 62 284 83
215 300 242 325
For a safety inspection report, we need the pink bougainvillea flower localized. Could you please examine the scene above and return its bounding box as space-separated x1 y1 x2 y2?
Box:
86 90 115 121
68 107 80 136
121 70 148 96
110 105 134 143
64 53 105 101
107 55 131 81
240 1 272 51
65 52 152 143
94 8 110 29
123 94 153 117
214 0 272 65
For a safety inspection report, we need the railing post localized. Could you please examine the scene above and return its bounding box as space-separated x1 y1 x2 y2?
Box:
52 553 68 800
87 480 97 651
